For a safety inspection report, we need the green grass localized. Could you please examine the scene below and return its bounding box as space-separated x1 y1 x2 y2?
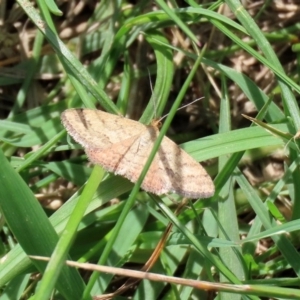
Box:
1 0 300 299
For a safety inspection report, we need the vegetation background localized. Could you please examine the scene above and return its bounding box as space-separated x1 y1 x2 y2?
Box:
0 0 300 299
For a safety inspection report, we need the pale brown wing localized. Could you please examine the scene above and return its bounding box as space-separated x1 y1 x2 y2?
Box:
149 136 215 198
61 109 146 149
84 124 161 185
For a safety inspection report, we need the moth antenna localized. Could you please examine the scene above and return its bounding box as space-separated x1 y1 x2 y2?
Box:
159 97 204 122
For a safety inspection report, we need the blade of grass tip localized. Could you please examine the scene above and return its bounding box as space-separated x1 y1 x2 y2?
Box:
242 115 294 144
44 0 63 16
83 52 205 297
33 166 104 300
